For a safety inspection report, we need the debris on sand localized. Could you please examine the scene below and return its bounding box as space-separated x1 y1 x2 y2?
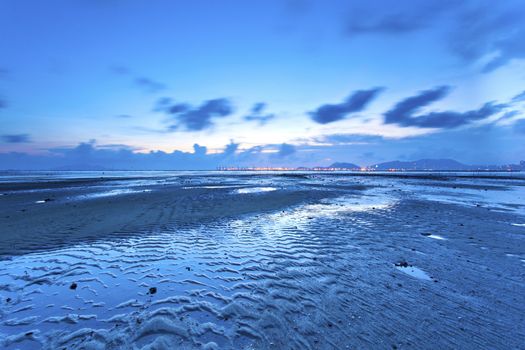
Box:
420 232 431 236
395 262 432 281
395 261 410 268
148 287 157 295
36 198 54 204
69 282 78 290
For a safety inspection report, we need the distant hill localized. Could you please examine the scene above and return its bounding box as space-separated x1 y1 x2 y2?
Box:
329 162 361 169
371 159 470 171
369 159 524 171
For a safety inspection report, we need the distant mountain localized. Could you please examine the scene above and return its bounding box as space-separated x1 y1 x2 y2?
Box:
369 159 525 171
371 159 470 171
329 162 361 169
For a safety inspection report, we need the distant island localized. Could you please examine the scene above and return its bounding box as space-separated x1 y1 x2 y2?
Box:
219 159 525 172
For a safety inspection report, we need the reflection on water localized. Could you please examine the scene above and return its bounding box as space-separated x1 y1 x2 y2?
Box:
395 265 432 281
0 191 389 349
234 187 278 194
73 188 153 200
427 234 447 240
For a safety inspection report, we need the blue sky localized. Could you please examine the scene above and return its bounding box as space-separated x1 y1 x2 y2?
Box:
0 0 524 169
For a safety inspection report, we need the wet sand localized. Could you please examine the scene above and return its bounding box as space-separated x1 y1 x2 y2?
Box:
0 173 524 349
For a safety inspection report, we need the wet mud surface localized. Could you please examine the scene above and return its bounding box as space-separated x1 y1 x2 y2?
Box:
0 173 524 349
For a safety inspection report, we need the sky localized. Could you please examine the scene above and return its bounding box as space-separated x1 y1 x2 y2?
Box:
0 0 524 169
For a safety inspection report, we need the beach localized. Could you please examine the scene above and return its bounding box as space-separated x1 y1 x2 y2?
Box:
0 172 524 349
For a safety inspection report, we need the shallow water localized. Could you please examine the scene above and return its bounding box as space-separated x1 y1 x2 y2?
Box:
395 265 432 281
1 172 525 349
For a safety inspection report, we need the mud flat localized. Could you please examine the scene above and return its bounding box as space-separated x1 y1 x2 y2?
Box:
0 172 524 349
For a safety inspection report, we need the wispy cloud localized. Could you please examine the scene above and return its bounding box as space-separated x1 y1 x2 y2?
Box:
134 77 166 93
110 65 166 93
344 0 453 36
310 87 383 124
512 90 525 103
0 140 265 170
244 102 275 125
1 134 31 143
384 86 505 128
156 97 235 131
343 1 525 73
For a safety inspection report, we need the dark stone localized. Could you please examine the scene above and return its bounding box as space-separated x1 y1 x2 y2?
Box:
148 287 157 295
69 282 77 290
395 261 410 268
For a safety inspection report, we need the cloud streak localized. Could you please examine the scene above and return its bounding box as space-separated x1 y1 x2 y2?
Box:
1 134 31 143
384 86 504 128
343 1 525 73
110 65 166 93
244 102 275 125
134 77 166 93
344 0 453 36
157 98 235 131
512 90 525 103
310 87 383 124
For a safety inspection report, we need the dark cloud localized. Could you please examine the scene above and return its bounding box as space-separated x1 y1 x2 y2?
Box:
512 90 525 103
244 102 275 125
154 97 173 112
1 134 31 143
157 98 235 131
310 87 383 124
343 1 525 73
384 86 504 128
498 110 521 122
134 77 166 93
345 0 454 36
0 140 277 170
278 143 296 157
449 3 525 73
109 65 131 75
110 65 167 93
